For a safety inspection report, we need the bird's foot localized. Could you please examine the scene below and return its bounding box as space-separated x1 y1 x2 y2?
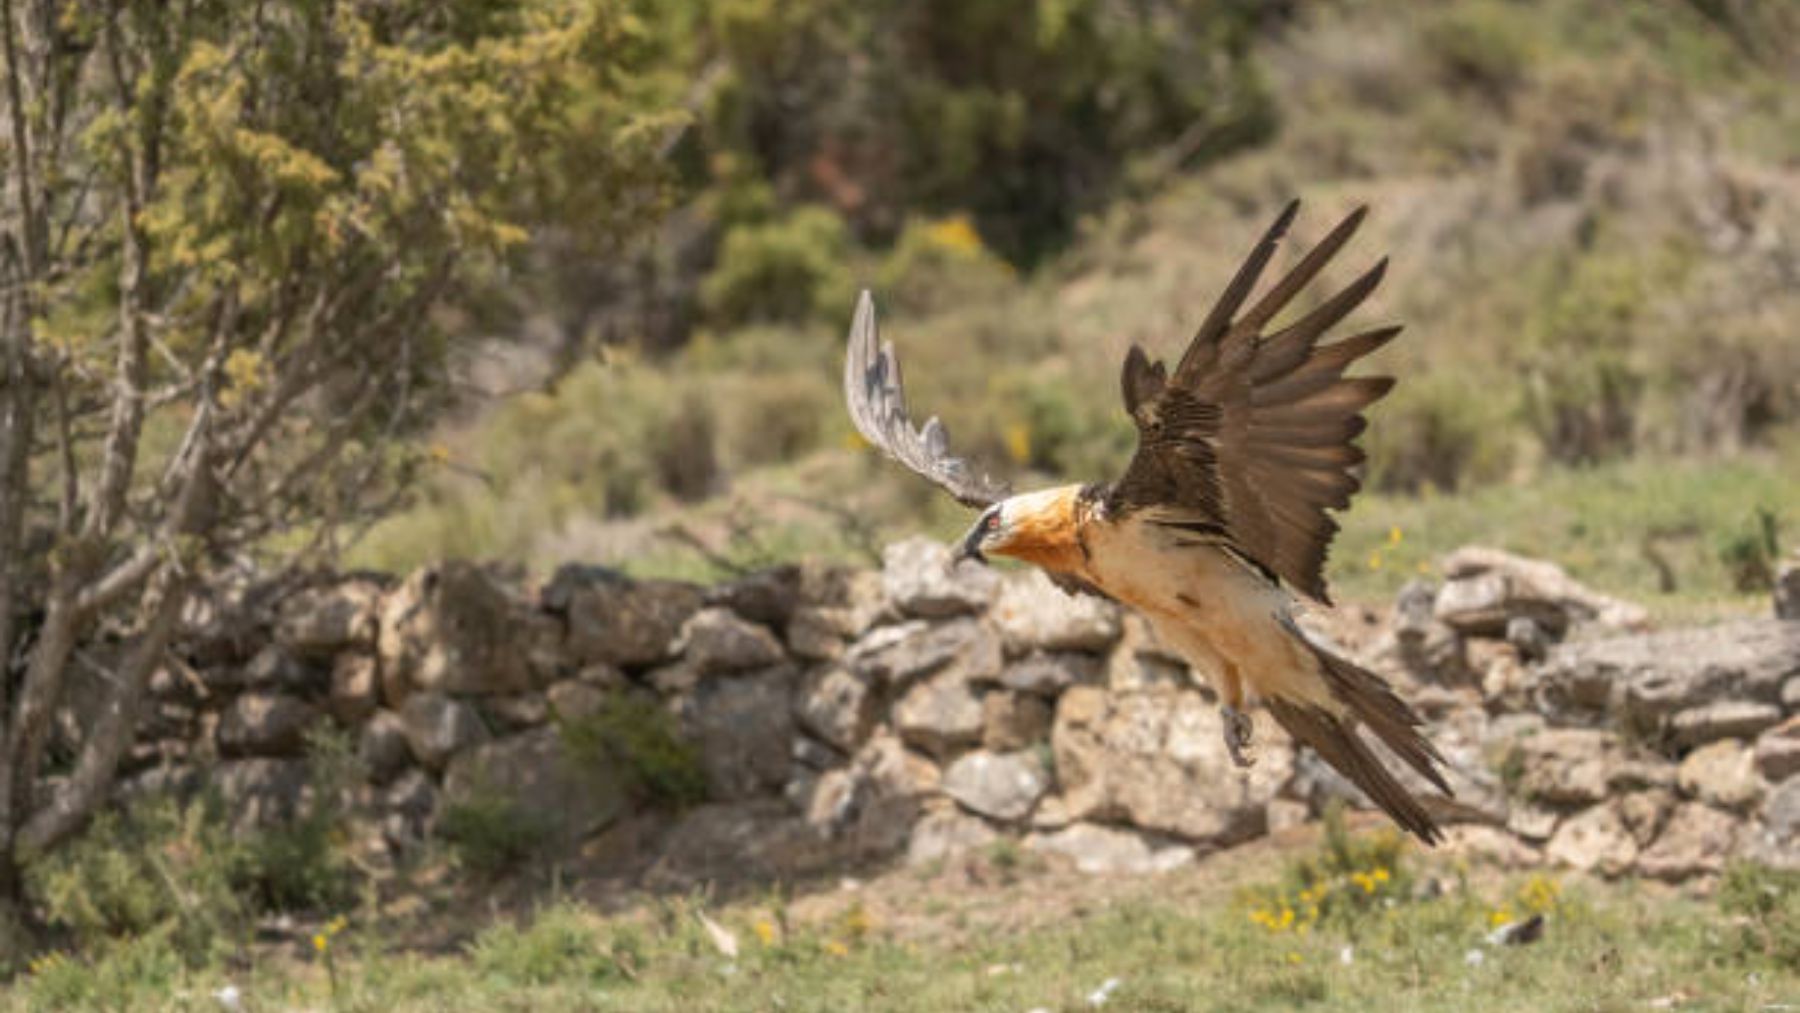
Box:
1221 704 1255 769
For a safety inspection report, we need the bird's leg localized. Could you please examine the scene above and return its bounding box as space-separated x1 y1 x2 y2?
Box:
1217 663 1254 769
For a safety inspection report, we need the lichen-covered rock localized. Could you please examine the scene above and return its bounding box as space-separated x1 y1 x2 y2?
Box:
1754 717 1800 783
328 653 379 725
848 617 1001 687
1509 728 1617 807
1669 700 1783 749
358 710 412 785
217 693 319 757
545 679 607 721
1617 788 1675 848
1439 546 1648 632
676 607 786 674
905 806 998 865
795 666 877 753
1052 685 1289 844
982 690 1053 751
239 644 320 692
893 664 986 759
989 570 1120 654
1000 651 1102 696
882 536 999 618
1758 775 1800 862
1025 822 1193 875
275 578 382 657
704 565 803 628
681 667 795 800
214 758 309 830
941 750 1048 821
1676 739 1765 812
441 727 628 844
378 563 533 700
1775 556 1800 620
484 692 550 731
1535 620 1800 728
1544 803 1637 876
558 570 702 668
399 692 490 770
1635 802 1740 881
1435 571 1570 639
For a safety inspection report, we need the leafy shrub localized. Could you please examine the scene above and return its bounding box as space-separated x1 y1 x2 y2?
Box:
27 793 246 965
1716 506 1782 593
438 792 554 877
1366 372 1514 493
559 693 708 808
875 214 1017 313
1421 0 1536 105
233 728 363 913
16 931 189 1009
700 206 855 327
468 901 637 986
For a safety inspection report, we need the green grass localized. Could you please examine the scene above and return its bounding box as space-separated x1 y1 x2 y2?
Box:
6 859 1794 1011
1330 444 1800 619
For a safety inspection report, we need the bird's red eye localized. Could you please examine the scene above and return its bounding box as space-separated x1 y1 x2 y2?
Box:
985 513 1000 531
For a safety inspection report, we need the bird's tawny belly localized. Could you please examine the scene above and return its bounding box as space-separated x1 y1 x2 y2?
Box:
1079 516 1334 709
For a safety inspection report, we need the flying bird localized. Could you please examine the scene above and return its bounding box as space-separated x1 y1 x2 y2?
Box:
843 200 1451 844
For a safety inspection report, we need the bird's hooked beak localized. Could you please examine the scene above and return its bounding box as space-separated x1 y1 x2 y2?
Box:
952 518 989 566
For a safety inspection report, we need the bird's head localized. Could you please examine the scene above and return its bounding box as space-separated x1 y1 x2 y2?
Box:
952 487 1081 568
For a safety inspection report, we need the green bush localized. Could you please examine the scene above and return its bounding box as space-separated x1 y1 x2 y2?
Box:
233 728 362 913
27 793 246 965
559 694 708 808
875 214 1017 314
438 792 554 878
700 206 855 327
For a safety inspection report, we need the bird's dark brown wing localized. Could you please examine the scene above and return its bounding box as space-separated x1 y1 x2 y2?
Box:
1107 201 1400 603
844 290 1010 510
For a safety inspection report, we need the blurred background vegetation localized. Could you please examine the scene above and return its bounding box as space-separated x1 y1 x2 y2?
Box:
351 0 1800 616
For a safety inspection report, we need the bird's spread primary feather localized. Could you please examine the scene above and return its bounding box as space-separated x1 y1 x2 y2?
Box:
843 201 1451 844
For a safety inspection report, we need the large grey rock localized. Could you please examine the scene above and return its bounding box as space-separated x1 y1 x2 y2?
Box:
1435 571 1570 639
399 692 490 770
812 731 943 854
1439 546 1649 632
1617 788 1676 848
1676 739 1765 812
989 571 1121 654
484 691 551 731
239 644 320 692
1025 823 1194 875
559 571 702 668
941 750 1048 821
1000 651 1102 696
378 563 533 700
681 667 795 800
1635 802 1740 881
217 693 319 757
381 767 438 843
1534 620 1800 729
905 806 998 865
442 727 628 844
545 679 607 721
1544 803 1637 876
795 666 876 753
275 578 382 657
1052 685 1290 844
982 690 1053 751
882 536 999 618
1754 717 1800 782
676 607 786 674
848 617 1001 687
358 710 413 785
1669 700 1783 749
893 664 986 759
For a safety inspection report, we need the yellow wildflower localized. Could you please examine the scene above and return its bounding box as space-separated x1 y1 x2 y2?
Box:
1287 951 1303 965
1367 551 1383 571
823 939 850 957
1388 525 1403 547
1489 906 1513 927
924 215 985 258
753 919 777 946
312 933 329 953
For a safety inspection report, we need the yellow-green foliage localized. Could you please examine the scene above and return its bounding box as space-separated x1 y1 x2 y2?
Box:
701 206 855 327
26 794 246 966
468 901 641 987
438 793 554 878
1716 862 1800 967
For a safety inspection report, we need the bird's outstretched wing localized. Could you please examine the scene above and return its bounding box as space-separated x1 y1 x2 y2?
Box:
844 290 1010 509
1106 200 1399 603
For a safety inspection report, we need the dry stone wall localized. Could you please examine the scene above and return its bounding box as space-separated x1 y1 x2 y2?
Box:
104 540 1800 882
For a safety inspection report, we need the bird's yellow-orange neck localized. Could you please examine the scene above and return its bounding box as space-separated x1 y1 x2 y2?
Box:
990 485 1088 575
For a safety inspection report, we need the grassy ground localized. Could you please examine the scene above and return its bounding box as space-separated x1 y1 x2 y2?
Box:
8 820 1796 1011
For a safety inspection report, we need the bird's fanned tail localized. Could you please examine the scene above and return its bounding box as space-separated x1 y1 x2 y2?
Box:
1268 636 1452 845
